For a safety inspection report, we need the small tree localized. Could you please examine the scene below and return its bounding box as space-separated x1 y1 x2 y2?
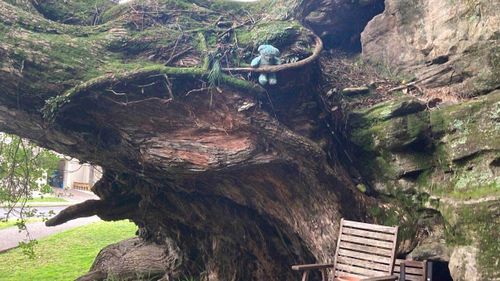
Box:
0 132 60 214
0 132 60 256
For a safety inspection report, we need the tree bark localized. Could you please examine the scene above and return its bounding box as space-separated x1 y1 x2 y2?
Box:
0 1 375 280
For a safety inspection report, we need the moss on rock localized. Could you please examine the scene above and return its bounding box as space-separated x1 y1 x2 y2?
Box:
236 20 304 49
431 90 500 162
345 91 499 278
443 201 500 280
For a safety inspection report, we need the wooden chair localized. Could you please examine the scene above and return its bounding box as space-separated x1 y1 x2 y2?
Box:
394 259 428 281
292 219 399 281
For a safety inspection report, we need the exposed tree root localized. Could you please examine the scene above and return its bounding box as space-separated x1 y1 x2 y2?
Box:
221 33 323 73
45 198 137 226
45 199 106 226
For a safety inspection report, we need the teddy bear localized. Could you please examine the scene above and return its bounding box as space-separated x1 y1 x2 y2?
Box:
251 45 281 85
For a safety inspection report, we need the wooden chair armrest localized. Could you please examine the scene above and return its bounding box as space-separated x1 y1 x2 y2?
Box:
291 263 335 271
292 263 334 281
361 274 398 281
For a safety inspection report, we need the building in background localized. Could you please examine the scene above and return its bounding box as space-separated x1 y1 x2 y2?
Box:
58 159 102 191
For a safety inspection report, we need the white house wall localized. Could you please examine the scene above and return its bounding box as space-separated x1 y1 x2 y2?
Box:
62 159 102 189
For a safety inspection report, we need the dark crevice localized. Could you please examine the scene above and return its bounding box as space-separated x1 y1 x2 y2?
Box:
400 170 424 181
490 157 500 167
429 261 453 281
404 136 434 153
301 0 385 53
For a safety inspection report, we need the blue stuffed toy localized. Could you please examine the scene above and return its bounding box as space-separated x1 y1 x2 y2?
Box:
251 45 281 85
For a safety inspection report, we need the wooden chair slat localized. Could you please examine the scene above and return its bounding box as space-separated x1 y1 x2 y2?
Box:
342 220 398 234
395 266 424 273
342 227 396 241
394 267 424 275
394 260 425 268
337 256 390 272
291 219 398 281
334 272 365 279
338 249 392 264
339 241 393 257
340 234 395 249
400 275 423 281
336 263 388 277
394 259 427 281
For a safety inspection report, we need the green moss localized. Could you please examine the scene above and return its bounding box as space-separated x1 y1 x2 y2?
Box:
432 162 500 200
107 27 185 56
443 202 499 279
373 156 399 179
369 205 402 227
349 127 375 151
3 0 35 12
100 3 130 23
452 182 499 199
356 184 367 193
210 0 264 12
430 91 500 162
236 20 303 49
371 188 435 245
33 0 117 25
43 63 262 121
350 111 430 152
406 113 429 140
355 96 424 122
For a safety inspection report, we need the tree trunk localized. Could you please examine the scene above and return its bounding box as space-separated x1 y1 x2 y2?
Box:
0 1 378 280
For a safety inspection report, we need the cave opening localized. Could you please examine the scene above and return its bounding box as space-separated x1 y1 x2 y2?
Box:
318 1 385 53
428 261 453 281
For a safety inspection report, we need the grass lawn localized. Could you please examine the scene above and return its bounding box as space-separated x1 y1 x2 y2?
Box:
0 218 42 230
0 220 137 281
26 197 68 203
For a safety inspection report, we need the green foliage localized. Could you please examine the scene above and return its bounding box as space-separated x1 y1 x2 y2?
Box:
0 133 60 206
208 59 222 88
0 133 61 256
18 240 38 260
42 94 71 122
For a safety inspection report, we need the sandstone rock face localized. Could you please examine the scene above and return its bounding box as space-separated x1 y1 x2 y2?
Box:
347 90 499 194
361 0 500 97
345 90 500 280
449 246 480 281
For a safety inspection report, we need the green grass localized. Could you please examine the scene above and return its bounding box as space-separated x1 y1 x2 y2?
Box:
26 197 68 203
0 220 137 281
0 218 42 230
